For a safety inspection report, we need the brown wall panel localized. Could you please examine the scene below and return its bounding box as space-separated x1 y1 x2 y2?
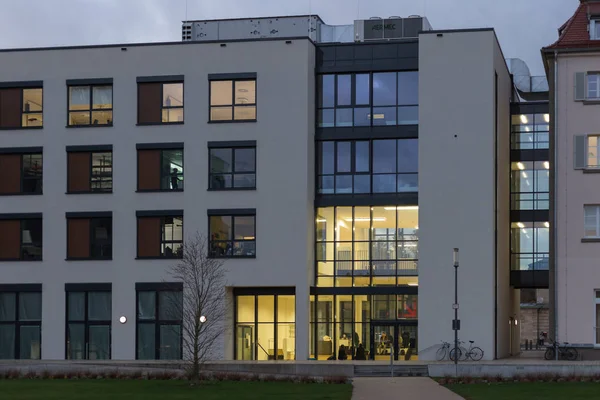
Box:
68 218 90 258
0 88 22 128
68 152 91 192
137 83 162 124
0 220 21 259
137 217 160 257
0 154 21 193
137 150 161 190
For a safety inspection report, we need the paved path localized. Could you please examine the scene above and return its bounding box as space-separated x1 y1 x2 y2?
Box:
352 377 464 400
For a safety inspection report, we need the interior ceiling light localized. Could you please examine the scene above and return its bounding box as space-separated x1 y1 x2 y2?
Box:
544 114 550 123
516 162 525 170
516 222 525 228
520 115 528 124
544 222 550 228
544 161 550 169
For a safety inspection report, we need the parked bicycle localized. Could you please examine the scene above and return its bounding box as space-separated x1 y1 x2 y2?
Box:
544 339 578 361
436 340 453 361
449 340 484 361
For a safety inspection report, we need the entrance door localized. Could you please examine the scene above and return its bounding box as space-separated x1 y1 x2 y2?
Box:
236 325 254 360
370 323 418 361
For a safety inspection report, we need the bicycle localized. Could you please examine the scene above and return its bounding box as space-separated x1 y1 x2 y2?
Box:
449 340 484 361
544 339 578 361
436 341 452 361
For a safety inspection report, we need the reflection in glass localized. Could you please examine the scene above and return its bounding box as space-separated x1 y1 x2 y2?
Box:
337 75 352 106
510 222 549 270
373 73 397 106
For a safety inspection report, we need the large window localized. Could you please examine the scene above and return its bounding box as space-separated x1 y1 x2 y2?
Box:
66 288 111 360
510 114 549 150
588 136 600 168
66 214 112 260
318 139 417 194
136 285 182 360
137 146 184 191
67 148 112 193
138 80 184 124
316 206 418 287
584 205 600 238
0 151 42 195
235 293 295 361
0 86 42 128
209 144 256 190
68 84 113 126
210 78 256 122
510 161 549 211
588 73 600 99
209 212 256 258
0 288 41 359
510 222 549 271
317 72 418 128
0 215 42 261
137 212 183 259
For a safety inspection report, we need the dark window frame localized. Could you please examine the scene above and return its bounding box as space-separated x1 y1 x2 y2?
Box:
90 152 113 192
208 145 257 191
65 289 112 360
160 216 184 259
67 84 113 127
208 213 256 259
0 289 42 360
135 287 183 360
160 82 184 124
160 149 184 191
66 215 113 261
135 147 184 192
0 86 44 130
67 150 113 194
209 78 257 123
136 81 185 126
20 153 43 195
0 217 43 262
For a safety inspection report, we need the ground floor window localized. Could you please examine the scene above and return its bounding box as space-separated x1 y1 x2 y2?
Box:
309 293 417 361
66 286 112 360
235 291 295 360
0 286 41 359
136 283 183 360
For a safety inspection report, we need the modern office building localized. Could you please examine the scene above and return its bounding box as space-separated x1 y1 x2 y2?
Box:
0 14 550 362
543 0 600 356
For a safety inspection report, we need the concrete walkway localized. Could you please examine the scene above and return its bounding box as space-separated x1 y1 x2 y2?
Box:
352 377 464 400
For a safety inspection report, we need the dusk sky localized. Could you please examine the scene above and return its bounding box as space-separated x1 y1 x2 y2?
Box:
0 0 576 75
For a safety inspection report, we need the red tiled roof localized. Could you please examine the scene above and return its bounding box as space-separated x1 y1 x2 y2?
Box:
545 1 600 50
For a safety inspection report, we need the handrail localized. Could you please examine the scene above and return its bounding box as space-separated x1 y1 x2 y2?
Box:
257 341 269 357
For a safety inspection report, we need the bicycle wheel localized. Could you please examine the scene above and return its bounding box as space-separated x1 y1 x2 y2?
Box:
436 346 447 361
469 346 484 361
449 347 461 361
565 347 578 361
459 346 468 361
544 348 555 360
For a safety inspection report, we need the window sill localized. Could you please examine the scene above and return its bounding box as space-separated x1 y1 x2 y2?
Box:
208 119 257 124
0 258 42 262
0 192 43 196
66 124 113 129
136 189 184 193
582 238 600 243
208 255 256 259
0 126 43 130
136 256 183 260
66 257 113 261
207 187 256 191
583 168 600 174
136 122 184 126
66 191 113 195
583 99 600 105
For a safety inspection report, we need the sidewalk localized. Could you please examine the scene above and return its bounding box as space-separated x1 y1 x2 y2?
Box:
352 377 464 400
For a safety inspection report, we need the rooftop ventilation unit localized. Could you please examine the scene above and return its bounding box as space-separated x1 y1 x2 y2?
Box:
354 15 431 41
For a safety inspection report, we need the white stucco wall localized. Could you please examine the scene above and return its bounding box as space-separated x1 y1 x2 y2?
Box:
0 39 315 360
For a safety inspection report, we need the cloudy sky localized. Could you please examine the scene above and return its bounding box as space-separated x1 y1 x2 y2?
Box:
0 0 576 75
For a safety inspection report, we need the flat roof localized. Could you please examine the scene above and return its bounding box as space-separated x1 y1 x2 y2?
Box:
183 14 326 24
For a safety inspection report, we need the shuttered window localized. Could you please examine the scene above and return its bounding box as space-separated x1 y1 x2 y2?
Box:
66 214 112 260
67 148 112 193
0 86 42 128
137 79 183 125
0 215 42 261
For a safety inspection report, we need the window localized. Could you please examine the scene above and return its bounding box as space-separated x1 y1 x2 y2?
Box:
316 206 418 287
510 221 549 271
317 139 418 194
137 78 184 124
67 147 112 193
68 83 113 126
588 136 600 168
0 85 42 128
317 72 417 128
209 211 256 258
585 206 600 238
66 213 112 260
0 287 42 359
209 143 256 190
0 215 42 261
0 150 42 195
137 211 183 259
235 293 296 360
209 77 256 122
591 20 600 40
66 287 111 360
137 145 184 191
510 161 549 211
136 284 183 360
589 74 600 100
510 113 549 150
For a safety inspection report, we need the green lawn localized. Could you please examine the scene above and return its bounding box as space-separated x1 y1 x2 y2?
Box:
448 382 600 400
0 380 352 400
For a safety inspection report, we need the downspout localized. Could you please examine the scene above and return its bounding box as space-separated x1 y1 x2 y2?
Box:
553 50 559 360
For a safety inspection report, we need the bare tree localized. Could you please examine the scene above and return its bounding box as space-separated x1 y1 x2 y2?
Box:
166 232 227 380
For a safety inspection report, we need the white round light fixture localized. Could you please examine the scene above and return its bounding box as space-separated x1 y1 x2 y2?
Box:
119 316 127 324
199 315 207 323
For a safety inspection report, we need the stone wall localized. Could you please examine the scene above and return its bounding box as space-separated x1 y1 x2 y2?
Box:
520 306 549 344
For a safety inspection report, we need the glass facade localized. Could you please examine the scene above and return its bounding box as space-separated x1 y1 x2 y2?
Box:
510 222 549 271
511 113 549 150
510 161 549 211
318 72 418 127
235 294 295 360
316 206 418 287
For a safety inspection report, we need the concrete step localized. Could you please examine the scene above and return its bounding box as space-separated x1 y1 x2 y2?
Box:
354 365 429 377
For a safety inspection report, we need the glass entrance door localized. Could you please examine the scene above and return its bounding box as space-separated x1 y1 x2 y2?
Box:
371 323 418 361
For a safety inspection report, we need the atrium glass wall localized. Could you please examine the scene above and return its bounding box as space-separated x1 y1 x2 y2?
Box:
511 113 549 150
510 161 549 210
317 139 418 194
510 222 549 271
316 206 418 287
235 294 295 361
317 72 418 127
310 294 417 361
